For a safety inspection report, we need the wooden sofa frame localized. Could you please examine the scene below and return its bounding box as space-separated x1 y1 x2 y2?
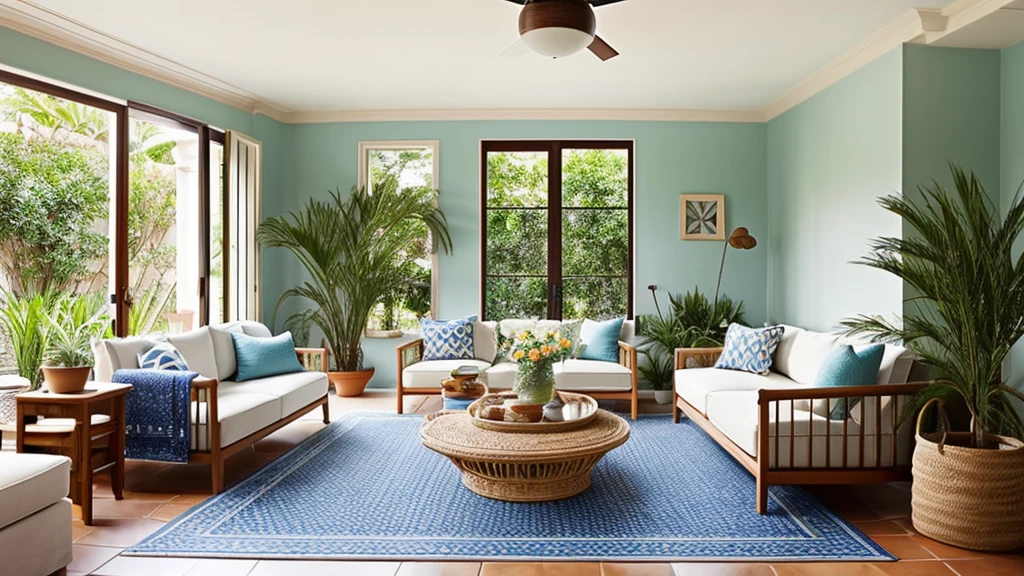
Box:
672 347 927 514
397 338 639 419
188 347 330 493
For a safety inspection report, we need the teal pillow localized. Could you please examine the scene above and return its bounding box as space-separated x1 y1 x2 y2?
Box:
577 318 625 363
231 331 304 382
815 344 884 419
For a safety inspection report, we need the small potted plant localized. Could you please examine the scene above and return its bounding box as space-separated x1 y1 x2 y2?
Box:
40 299 107 394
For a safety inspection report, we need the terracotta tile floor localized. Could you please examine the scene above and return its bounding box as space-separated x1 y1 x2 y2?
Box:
13 390 1020 576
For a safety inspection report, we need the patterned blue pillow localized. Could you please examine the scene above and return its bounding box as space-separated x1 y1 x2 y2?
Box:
137 342 189 371
422 316 477 361
714 324 785 375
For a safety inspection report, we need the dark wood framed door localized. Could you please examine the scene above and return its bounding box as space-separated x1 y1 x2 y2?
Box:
481 140 634 321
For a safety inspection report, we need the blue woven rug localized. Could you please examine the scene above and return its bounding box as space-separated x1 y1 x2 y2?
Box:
127 413 892 562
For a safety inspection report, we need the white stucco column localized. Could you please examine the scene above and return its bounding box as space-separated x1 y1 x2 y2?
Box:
171 136 199 332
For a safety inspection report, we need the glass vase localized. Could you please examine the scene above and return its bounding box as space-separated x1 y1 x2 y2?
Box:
513 360 556 406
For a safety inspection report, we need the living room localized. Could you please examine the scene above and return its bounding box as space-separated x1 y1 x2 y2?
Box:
1 0 1024 575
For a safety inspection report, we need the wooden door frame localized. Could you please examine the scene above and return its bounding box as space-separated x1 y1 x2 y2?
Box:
479 139 634 321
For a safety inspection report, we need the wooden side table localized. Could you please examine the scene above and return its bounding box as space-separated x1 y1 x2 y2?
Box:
15 382 132 525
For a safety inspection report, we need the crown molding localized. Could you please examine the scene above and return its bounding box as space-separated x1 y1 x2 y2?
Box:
0 0 292 120
764 0 1014 121
280 108 766 124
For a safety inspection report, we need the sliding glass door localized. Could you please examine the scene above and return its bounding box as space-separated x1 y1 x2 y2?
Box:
481 141 633 321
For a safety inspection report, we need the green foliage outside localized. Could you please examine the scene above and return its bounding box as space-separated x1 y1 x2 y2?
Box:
484 149 629 320
843 165 1024 445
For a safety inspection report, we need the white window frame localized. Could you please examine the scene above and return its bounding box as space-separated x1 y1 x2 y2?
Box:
357 140 441 319
225 130 262 322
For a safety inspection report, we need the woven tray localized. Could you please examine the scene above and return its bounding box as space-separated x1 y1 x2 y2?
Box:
467 391 598 433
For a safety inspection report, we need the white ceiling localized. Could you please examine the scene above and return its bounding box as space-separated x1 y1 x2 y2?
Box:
16 0 962 113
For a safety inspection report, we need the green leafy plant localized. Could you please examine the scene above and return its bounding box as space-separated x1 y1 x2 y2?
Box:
0 289 53 387
842 165 1024 447
281 308 317 348
258 179 452 372
43 296 108 367
668 287 746 343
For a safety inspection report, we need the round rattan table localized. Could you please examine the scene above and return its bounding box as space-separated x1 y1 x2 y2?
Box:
420 409 630 502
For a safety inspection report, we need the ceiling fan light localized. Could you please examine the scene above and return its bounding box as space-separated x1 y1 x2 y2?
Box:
520 27 594 58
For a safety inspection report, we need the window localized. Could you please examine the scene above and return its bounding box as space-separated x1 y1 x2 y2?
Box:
481 141 633 321
358 141 440 329
224 131 262 322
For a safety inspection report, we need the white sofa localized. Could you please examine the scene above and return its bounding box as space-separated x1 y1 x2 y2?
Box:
0 453 72 576
673 324 924 513
94 321 330 492
397 319 640 418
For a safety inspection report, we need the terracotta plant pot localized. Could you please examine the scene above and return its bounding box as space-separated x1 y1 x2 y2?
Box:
42 366 92 394
329 368 375 397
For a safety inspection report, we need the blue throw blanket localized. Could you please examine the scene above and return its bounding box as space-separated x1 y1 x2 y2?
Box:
113 369 198 463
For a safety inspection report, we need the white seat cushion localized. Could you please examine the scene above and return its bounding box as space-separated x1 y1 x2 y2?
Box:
220 372 328 417
554 359 632 391
481 362 516 391
402 359 492 389
191 393 281 449
674 367 802 414
168 327 219 380
0 453 70 531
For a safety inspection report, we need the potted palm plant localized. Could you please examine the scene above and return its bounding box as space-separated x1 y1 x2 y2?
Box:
258 178 452 397
843 165 1024 552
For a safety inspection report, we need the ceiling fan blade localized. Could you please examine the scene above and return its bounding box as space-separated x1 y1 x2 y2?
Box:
588 35 619 61
499 38 529 58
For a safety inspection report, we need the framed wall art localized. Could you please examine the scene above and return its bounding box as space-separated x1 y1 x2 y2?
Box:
680 194 725 240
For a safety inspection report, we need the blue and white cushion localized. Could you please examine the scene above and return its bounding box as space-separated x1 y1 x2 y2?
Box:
137 342 189 371
714 324 785 375
421 316 477 361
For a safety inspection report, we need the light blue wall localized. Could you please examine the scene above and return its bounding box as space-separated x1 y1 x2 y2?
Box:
267 121 768 387
766 49 905 331
1002 41 1024 407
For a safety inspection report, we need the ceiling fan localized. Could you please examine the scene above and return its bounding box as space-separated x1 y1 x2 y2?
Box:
500 0 627 61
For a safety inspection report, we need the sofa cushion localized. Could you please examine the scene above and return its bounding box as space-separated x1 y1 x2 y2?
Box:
190 393 281 449
554 359 632 391
422 316 477 361
97 338 158 382
473 321 498 364
715 324 785 375
674 367 802 414
168 327 219 380
780 329 840 385
0 453 70 531
402 359 492 389
482 361 517 390
209 324 244 381
232 332 304 382
577 318 625 363
771 324 805 378
137 342 189 371
220 371 328 417
814 344 885 419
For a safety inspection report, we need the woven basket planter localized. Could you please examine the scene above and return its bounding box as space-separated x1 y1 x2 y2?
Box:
912 399 1024 552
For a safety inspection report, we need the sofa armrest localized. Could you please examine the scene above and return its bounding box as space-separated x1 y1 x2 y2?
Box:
190 377 218 453
397 338 424 371
757 382 928 403
296 347 329 372
617 341 637 372
674 347 724 370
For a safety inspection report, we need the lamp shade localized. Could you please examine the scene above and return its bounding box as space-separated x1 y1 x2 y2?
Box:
520 27 595 58
728 227 757 250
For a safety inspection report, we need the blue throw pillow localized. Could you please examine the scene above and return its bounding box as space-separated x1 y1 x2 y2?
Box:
815 344 885 420
714 324 785 375
137 342 189 371
422 316 477 361
231 331 304 382
577 317 625 363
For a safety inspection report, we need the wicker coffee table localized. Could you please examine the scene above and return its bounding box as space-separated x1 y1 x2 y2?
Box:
420 409 630 502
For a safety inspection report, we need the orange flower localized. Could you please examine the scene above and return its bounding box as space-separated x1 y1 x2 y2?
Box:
528 349 541 362
513 350 525 360
560 338 572 349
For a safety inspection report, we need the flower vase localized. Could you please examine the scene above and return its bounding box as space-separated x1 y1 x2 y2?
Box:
514 360 556 406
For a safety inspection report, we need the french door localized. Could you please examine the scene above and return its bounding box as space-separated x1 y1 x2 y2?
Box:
481 140 633 321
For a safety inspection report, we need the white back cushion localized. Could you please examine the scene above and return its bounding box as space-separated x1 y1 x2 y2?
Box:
97 338 157 381
473 321 498 362
771 324 805 378
782 329 841 385
168 327 218 379
209 324 244 381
